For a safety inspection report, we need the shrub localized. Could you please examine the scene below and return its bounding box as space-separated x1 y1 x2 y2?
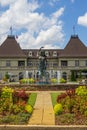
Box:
75 86 87 96
60 78 66 83
13 90 29 101
20 78 35 84
25 104 33 114
51 78 58 84
71 70 76 81
54 103 63 115
56 86 87 116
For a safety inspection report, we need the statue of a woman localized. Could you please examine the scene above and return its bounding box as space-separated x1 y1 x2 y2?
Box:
39 47 47 77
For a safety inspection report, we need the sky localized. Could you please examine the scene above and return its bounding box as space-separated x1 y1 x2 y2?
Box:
0 0 87 49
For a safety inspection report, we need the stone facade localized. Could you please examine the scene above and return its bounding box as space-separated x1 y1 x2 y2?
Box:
0 35 87 82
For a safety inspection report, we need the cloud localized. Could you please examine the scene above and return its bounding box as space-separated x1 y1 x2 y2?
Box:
49 0 60 6
0 0 16 6
78 13 87 27
52 7 64 19
0 0 65 49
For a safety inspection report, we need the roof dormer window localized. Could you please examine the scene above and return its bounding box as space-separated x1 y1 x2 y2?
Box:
45 51 49 57
53 51 57 57
28 51 32 57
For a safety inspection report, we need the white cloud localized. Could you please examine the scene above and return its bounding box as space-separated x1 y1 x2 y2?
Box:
78 13 87 27
35 25 64 47
0 0 16 6
52 7 64 19
49 0 60 6
0 0 65 49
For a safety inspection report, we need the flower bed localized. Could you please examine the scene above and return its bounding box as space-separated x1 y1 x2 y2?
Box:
0 86 34 125
53 86 87 125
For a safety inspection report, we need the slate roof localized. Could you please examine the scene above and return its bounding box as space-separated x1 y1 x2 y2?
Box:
0 35 26 58
0 35 87 58
59 35 87 57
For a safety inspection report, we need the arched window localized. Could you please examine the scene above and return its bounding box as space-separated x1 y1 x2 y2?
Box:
28 72 32 78
19 72 24 80
62 72 67 80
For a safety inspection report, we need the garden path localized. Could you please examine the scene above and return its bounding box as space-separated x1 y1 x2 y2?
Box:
28 91 55 125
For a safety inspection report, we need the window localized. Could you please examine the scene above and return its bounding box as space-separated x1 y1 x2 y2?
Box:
53 63 58 67
45 51 49 57
61 61 67 67
85 60 87 66
62 72 67 80
18 61 25 67
27 62 33 67
28 51 32 57
75 60 79 67
53 51 57 57
6 60 11 67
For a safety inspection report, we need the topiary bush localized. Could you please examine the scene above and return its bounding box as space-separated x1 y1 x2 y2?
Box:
60 78 66 83
19 78 35 84
54 103 63 115
51 78 58 84
25 104 33 114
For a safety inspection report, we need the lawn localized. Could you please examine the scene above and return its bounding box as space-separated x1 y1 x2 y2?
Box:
27 93 37 107
51 92 61 107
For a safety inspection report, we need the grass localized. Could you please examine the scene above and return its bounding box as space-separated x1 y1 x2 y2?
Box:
27 93 37 107
51 92 61 107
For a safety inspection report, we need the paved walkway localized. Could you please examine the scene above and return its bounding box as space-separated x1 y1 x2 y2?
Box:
28 91 55 125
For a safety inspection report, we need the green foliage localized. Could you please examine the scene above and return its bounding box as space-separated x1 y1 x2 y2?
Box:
71 70 76 81
63 96 75 113
54 86 87 117
60 78 66 83
1 116 13 123
20 78 35 84
5 72 10 79
75 86 87 96
51 78 58 84
0 86 14 111
56 113 75 124
25 104 33 114
54 103 63 115
0 86 34 124
0 113 31 124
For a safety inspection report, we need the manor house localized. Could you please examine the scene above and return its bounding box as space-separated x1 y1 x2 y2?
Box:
0 35 87 82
